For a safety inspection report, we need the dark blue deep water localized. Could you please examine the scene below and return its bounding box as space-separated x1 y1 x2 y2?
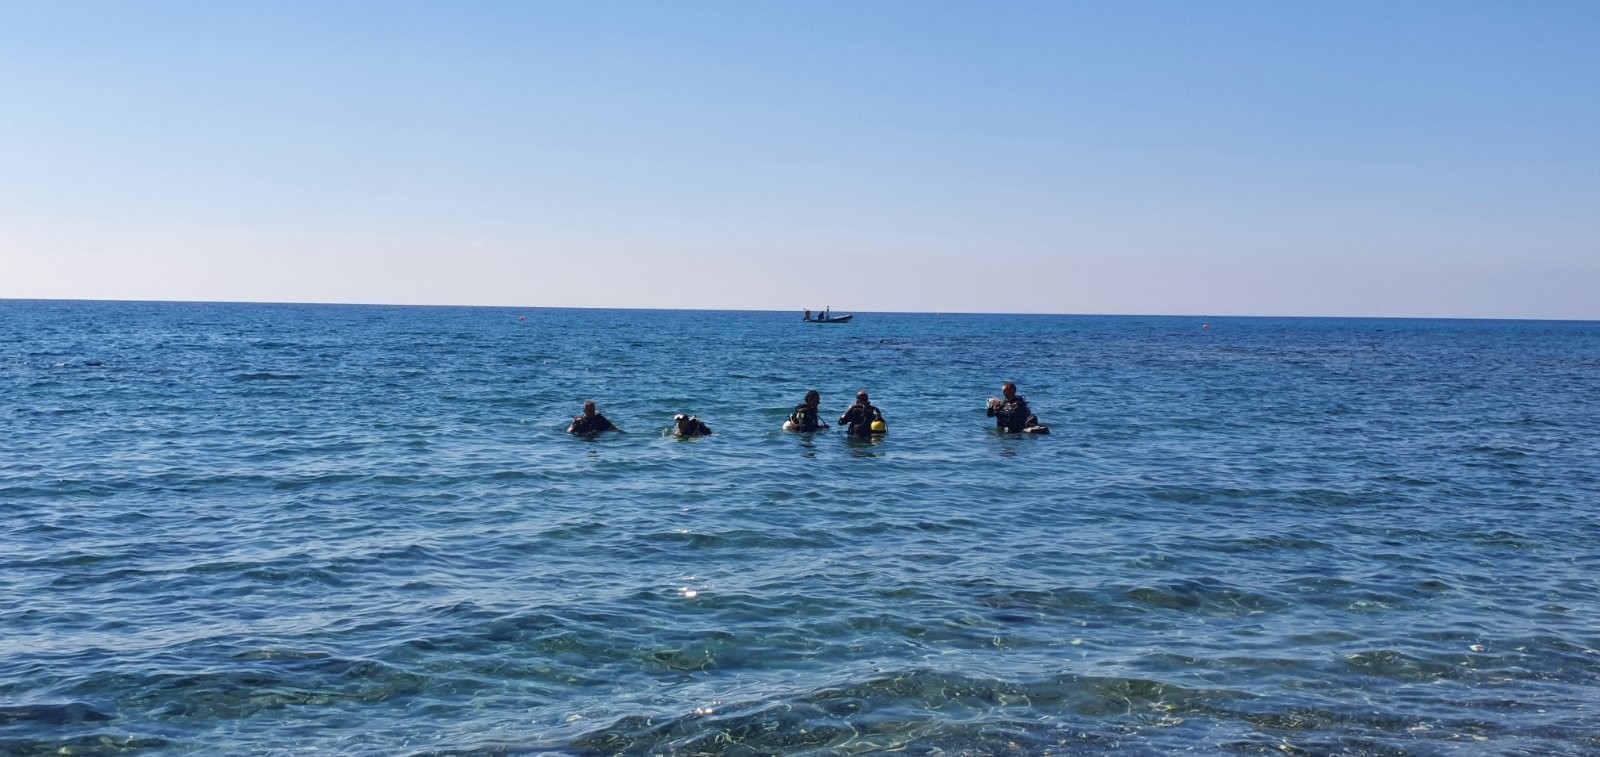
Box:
3 300 1599 755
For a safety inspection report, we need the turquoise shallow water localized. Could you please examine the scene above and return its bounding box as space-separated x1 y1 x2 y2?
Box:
3 300 1599 755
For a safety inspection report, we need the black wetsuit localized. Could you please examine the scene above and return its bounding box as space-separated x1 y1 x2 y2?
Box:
987 396 1039 433
674 418 712 437
839 403 883 436
788 403 824 432
569 413 618 435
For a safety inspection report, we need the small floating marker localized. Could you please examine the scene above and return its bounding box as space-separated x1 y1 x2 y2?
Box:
518 316 526 321
1202 323 1210 329
1469 644 1485 652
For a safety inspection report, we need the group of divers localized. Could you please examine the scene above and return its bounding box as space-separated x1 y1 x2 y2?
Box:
567 382 1050 438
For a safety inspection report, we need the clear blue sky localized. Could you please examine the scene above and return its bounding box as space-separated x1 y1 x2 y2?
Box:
3 1 1596 318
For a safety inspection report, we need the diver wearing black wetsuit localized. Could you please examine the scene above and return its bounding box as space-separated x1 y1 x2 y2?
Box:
987 382 1043 433
839 390 885 436
788 390 828 432
673 414 712 437
568 401 619 435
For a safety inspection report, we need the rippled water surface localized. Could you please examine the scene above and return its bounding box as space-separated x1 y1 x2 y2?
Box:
3 300 1599 755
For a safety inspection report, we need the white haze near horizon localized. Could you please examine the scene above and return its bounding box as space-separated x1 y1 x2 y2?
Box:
2 3 1597 320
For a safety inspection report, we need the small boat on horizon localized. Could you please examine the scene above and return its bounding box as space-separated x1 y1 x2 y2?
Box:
803 308 853 324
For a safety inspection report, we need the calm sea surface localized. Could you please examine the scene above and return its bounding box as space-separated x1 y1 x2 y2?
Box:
2 300 1598 755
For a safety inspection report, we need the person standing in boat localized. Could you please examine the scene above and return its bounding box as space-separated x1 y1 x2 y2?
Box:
785 390 829 432
839 390 886 436
986 382 1048 434
568 400 620 435
804 308 812 321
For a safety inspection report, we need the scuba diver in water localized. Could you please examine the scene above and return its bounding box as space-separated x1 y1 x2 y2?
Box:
672 413 713 437
784 390 829 432
987 382 1049 434
839 390 886 436
567 400 620 435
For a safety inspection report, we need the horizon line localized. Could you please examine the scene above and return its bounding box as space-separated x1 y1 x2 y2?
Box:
2 296 1595 324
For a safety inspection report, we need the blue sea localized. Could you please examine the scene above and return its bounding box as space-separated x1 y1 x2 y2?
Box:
3 300 1598 755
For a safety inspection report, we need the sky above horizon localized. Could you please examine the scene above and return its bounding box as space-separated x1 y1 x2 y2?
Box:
3 1 1597 319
